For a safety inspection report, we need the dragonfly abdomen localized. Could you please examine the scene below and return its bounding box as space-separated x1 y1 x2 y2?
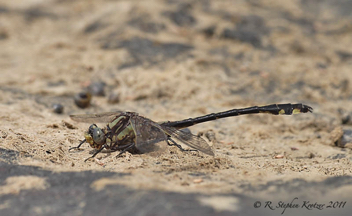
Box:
163 103 313 129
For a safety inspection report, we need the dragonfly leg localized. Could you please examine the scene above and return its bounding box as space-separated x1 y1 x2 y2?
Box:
84 145 106 162
115 143 136 158
69 139 86 151
167 137 198 153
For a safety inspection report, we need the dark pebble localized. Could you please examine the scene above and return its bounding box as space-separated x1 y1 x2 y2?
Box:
74 92 92 108
88 81 106 97
340 129 352 147
52 103 64 114
338 108 352 125
203 26 216 37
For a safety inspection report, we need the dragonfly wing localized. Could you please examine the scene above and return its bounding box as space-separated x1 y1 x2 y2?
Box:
70 111 124 123
161 126 214 156
130 115 168 154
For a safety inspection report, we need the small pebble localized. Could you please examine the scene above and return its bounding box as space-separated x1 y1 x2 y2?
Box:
108 92 120 104
204 130 216 142
52 103 64 114
193 178 203 183
308 153 315 159
88 81 106 96
338 108 352 125
274 154 284 159
95 158 105 166
74 91 92 108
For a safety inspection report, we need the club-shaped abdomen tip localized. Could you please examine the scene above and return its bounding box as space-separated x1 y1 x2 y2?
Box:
304 105 313 113
292 104 313 114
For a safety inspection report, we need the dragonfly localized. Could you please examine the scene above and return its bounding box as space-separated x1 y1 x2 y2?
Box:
69 103 313 161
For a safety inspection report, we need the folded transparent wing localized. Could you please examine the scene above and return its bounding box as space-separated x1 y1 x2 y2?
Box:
70 111 124 123
161 126 214 156
130 115 168 153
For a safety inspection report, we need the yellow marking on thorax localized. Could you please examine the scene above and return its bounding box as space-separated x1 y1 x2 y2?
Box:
110 124 135 146
108 116 126 130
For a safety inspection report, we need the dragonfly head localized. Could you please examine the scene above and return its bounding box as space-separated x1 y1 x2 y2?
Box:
84 124 106 149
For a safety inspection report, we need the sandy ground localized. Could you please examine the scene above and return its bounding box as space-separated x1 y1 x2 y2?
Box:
1 0 352 215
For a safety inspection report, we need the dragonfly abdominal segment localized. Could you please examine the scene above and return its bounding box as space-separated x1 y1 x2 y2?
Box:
69 103 313 161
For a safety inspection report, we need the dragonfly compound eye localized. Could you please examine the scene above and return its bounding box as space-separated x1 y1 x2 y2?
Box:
93 127 105 145
89 124 98 135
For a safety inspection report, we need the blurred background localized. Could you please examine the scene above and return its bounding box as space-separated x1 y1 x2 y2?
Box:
1 0 352 215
